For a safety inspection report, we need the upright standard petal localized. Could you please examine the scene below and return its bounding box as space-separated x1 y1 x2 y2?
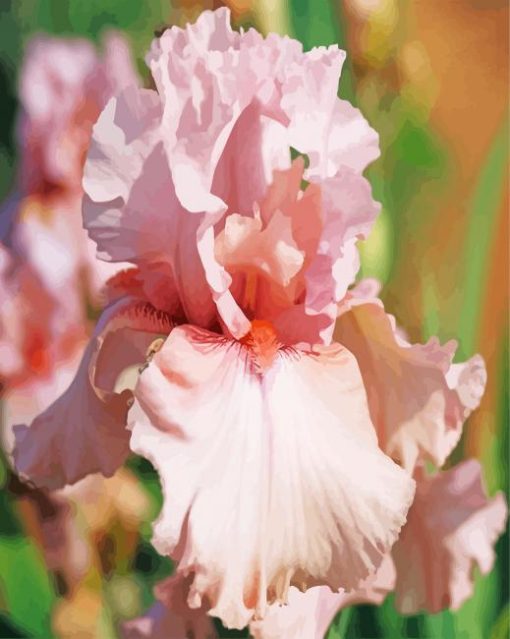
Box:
84 9 381 341
130 325 414 629
13 298 173 489
393 461 508 614
215 160 380 346
335 298 487 471
83 86 218 329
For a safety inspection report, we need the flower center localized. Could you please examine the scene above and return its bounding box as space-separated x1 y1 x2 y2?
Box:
240 320 281 373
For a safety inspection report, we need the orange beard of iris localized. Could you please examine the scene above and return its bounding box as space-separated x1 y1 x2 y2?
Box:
240 320 281 373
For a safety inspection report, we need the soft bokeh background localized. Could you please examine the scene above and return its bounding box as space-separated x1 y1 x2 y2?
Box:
0 1 507 637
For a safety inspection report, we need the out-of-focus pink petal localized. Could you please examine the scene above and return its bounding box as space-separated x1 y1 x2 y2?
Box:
0 241 67 387
130 324 414 629
121 575 217 639
0 194 133 401
250 556 395 639
393 461 508 614
102 31 140 95
0 246 25 379
13 298 173 490
335 299 487 472
17 33 138 194
1 351 82 456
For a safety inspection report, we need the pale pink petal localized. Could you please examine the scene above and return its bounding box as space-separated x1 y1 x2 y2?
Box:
101 31 140 95
393 461 508 614
0 241 64 386
17 36 98 192
0 196 130 397
1 351 82 456
294 171 380 344
0 245 25 379
83 86 217 328
349 277 382 299
321 100 381 177
122 575 217 639
250 556 395 639
214 160 379 346
130 325 414 629
281 46 347 179
335 299 487 471
17 33 138 194
84 9 380 340
13 298 173 489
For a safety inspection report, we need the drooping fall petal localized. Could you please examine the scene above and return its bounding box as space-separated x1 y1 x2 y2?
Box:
130 324 414 629
393 461 508 614
335 297 487 471
13 298 173 489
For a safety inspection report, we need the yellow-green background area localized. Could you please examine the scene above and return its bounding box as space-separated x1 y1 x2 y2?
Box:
0 1 507 637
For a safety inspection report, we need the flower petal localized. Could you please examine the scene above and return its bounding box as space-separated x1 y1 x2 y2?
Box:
335 298 487 471
250 556 395 639
83 86 218 328
13 298 173 489
130 325 414 629
84 9 380 341
393 461 508 614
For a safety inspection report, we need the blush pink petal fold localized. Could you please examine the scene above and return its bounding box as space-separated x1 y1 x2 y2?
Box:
130 324 414 629
215 160 380 345
335 295 487 471
393 461 508 614
13 298 173 489
249 556 395 639
82 8 380 343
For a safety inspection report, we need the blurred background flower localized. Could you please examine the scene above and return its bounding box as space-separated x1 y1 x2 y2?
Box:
0 1 507 638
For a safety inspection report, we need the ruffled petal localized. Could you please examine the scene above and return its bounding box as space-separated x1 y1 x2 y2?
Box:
250 556 395 639
121 575 217 639
130 325 414 629
335 298 487 471
83 86 218 328
290 170 380 344
84 9 380 341
321 100 381 177
393 461 508 614
215 160 379 346
13 298 173 489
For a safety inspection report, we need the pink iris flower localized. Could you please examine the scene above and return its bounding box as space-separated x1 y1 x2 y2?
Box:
12 8 507 632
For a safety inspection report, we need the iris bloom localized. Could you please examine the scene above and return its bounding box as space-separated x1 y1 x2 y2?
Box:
12 8 506 631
